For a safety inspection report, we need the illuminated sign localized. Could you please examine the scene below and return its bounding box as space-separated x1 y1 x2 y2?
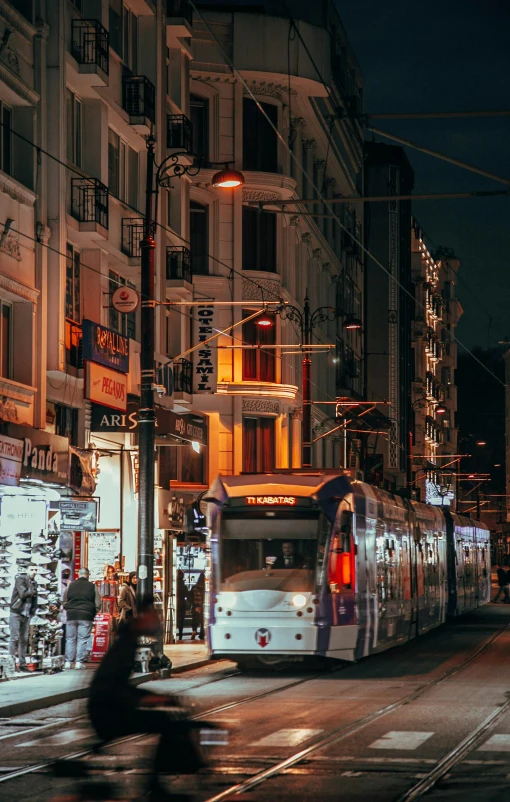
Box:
246 496 297 506
85 361 127 412
82 319 129 373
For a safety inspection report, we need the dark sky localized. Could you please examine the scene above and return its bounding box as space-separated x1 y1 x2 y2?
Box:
337 0 510 352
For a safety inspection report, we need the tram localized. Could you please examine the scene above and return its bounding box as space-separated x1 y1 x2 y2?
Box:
205 472 490 668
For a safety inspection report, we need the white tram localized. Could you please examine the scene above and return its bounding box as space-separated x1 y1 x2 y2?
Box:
205 473 490 668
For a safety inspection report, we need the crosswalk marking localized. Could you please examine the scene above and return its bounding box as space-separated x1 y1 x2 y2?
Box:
250 728 322 747
369 731 434 751
478 734 510 752
16 728 93 748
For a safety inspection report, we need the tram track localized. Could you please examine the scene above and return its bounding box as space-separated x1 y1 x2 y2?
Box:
202 620 510 801
0 667 326 785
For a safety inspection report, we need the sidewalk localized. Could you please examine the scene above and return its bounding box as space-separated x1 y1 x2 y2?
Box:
0 643 209 719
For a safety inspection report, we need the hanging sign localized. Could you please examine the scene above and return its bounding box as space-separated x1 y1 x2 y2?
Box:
59 500 98 531
82 319 129 373
193 304 217 393
112 286 139 314
85 361 127 412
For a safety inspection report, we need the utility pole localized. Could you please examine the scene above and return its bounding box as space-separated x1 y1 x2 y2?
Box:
137 135 156 608
302 296 312 469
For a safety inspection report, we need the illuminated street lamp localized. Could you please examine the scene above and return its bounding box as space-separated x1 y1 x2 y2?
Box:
435 403 447 415
136 137 243 608
342 315 362 331
476 439 487 447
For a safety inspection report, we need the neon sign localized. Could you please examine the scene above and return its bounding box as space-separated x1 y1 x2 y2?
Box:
246 496 297 506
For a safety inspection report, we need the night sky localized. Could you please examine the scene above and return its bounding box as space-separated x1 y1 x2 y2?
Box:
337 0 510 354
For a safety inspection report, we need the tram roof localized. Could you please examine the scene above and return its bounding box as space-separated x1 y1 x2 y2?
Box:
209 472 348 499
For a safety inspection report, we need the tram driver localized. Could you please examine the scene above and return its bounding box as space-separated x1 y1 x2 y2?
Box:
272 541 305 570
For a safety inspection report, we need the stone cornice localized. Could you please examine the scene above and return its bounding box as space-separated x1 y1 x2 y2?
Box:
0 272 38 303
0 170 37 206
0 2 37 39
0 376 36 402
0 61 38 105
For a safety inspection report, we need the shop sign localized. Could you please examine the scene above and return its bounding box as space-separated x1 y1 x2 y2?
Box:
193 304 217 393
90 402 208 445
73 532 82 579
91 614 113 662
85 361 127 412
3 424 69 484
82 319 129 374
111 286 139 314
60 500 98 532
0 433 23 486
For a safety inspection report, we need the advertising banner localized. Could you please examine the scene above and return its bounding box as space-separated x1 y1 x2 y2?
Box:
193 304 217 393
85 361 127 412
87 532 121 581
0 433 23 486
82 319 129 373
91 614 112 662
59 500 98 531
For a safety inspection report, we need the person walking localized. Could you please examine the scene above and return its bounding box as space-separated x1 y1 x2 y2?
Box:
492 564 510 603
190 572 205 641
63 568 101 669
9 564 38 672
118 571 138 621
176 570 188 641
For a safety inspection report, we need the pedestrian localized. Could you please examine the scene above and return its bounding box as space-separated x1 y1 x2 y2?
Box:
63 568 101 669
176 570 188 641
190 572 205 641
118 571 138 621
9 564 38 672
492 563 510 603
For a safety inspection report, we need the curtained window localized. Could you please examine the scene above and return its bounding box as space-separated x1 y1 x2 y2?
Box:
242 311 275 381
242 417 275 473
242 206 276 272
243 98 278 172
190 201 209 275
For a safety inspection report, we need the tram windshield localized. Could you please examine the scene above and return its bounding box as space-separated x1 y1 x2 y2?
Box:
219 511 328 592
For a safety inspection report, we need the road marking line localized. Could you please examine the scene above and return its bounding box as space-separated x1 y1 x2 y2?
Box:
251 729 322 747
369 731 434 751
16 728 93 748
478 734 510 751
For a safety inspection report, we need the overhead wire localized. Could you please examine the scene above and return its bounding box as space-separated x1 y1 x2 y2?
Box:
188 1 506 390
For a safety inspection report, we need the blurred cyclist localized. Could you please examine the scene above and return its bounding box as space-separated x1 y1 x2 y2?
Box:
88 600 205 801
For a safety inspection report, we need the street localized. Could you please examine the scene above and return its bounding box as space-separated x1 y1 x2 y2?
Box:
1 604 510 801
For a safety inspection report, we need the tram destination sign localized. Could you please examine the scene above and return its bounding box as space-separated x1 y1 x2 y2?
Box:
228 496 314 508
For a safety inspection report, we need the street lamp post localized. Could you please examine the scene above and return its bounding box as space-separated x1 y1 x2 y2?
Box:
136 136 244 609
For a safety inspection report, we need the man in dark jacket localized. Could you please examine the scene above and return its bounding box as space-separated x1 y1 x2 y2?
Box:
63 568 101 669
9 564 38 672
492 564 510 603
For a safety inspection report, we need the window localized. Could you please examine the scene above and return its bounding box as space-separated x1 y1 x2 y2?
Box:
243 98 278 172
190 94 209 161
1 103 12 175
242 310 276 382
158 443 206 486
46 403 79 445
243 417 274 473
108 128 138 205
242 206 276 272
109 0 137 71
0 300 12 379
66 90 82 168
65 243 81 323
109 271 136 339
190 201 208 275
10 0 33 21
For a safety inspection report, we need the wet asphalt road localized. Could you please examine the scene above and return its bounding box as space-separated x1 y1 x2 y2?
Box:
2 604 510 801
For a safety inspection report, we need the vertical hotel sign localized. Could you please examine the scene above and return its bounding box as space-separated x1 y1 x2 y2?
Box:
193 304 216 393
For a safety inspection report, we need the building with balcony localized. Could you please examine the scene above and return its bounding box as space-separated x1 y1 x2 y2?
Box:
410 224 463 506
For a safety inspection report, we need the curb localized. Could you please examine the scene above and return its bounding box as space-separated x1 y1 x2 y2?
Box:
0 658 217 718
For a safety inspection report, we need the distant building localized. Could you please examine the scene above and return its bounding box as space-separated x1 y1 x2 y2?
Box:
363 142 414 490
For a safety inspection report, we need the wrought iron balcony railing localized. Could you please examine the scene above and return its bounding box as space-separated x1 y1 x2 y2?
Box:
123 75 155 124
167 114 193 153
122 218 144 258
71 177 108 229
173 358 192 395
166 0 193 25
71 19 109 74
166 246 192 283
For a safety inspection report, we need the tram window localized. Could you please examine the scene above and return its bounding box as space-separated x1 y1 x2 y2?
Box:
220 537 318 592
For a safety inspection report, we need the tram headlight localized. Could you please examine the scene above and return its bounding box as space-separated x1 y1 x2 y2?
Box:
221 592 237 609
292 594 307 608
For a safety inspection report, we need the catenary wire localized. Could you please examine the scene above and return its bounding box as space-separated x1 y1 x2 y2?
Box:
188 2 506 390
